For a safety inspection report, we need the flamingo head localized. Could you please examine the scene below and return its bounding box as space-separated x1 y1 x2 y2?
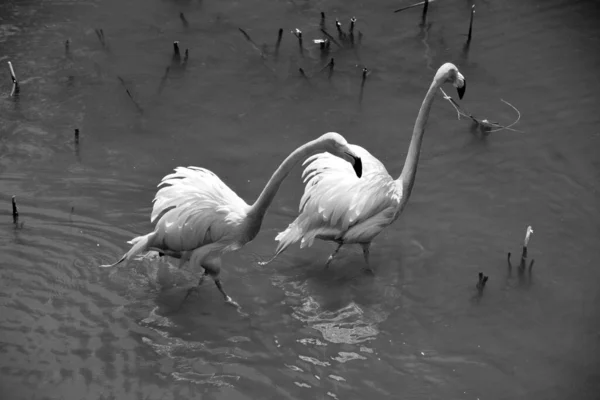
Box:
437 63 466 100
320 132 363 178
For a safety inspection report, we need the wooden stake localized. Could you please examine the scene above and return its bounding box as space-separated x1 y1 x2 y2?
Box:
349 17 356 34
335 19 345 39
173 41 181 63
359 67 368 103
275 28 283 55
421 0 429 22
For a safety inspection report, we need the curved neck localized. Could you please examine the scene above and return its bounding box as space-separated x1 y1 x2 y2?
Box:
397 77 443 204
248 138 325 221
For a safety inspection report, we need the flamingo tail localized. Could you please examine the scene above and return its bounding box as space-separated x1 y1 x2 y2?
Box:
99 232 155 268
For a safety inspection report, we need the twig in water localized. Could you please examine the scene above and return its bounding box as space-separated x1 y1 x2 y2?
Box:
507 226 535 275
94 29 103 45
521 226 534 267
157 66 170 94
95 28 108 50
467 5 475 44
8 61 19 96
393 0 437 14
476 272 489 292
299 68 309 80
320 28 343 48
8 61 17 84
180 12 189 28
117 76 144 114
359 67 368 103
12 195 19 224
275 28 283 56
238 28 266 59
361 67 368 87
320 11 326 29
292 28 304 56
320 57 335 80
439 88 523 133
183 49 189 66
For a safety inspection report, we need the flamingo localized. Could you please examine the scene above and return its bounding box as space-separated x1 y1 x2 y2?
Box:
260 63 466 271
99 132 363 306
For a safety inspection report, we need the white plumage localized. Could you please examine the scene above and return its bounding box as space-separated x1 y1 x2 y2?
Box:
276 145 401 251
262 63 467 270
99 132 363 306
150 167 249 253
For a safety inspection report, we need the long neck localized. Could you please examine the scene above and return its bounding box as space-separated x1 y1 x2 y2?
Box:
248 139 324 221
398 77 443 204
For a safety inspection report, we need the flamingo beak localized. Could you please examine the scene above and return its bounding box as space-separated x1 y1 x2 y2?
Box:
457 78 466 100
347 153 362 178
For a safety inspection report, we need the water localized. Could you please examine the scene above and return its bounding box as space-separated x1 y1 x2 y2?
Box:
1 0 599 398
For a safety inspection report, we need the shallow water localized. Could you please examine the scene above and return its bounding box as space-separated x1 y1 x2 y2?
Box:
1 0 600 399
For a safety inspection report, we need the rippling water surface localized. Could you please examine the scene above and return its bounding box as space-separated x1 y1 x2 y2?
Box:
1 0 599 399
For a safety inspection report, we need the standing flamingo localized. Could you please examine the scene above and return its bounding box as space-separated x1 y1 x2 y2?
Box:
99 132 362 306
260 63 466 271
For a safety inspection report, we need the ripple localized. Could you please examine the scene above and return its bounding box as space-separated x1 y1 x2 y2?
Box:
292 298 387 345
332 352 367 364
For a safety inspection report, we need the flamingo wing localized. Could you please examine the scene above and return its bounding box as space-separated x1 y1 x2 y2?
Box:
150 167 250 252
277 145 402 249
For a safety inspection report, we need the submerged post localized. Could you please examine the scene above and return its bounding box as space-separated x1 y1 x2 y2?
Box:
467 5 475 44
421 0 430 22
173 41 181 63
12 195 19 224
293 29 303 56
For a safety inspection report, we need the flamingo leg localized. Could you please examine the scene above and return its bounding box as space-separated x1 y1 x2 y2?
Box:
325 243 343 268
181 271 209 305
203 257 240 308
361 243 374 274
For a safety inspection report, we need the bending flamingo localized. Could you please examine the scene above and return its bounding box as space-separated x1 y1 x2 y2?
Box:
260 63 466 271
100 132 362 306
